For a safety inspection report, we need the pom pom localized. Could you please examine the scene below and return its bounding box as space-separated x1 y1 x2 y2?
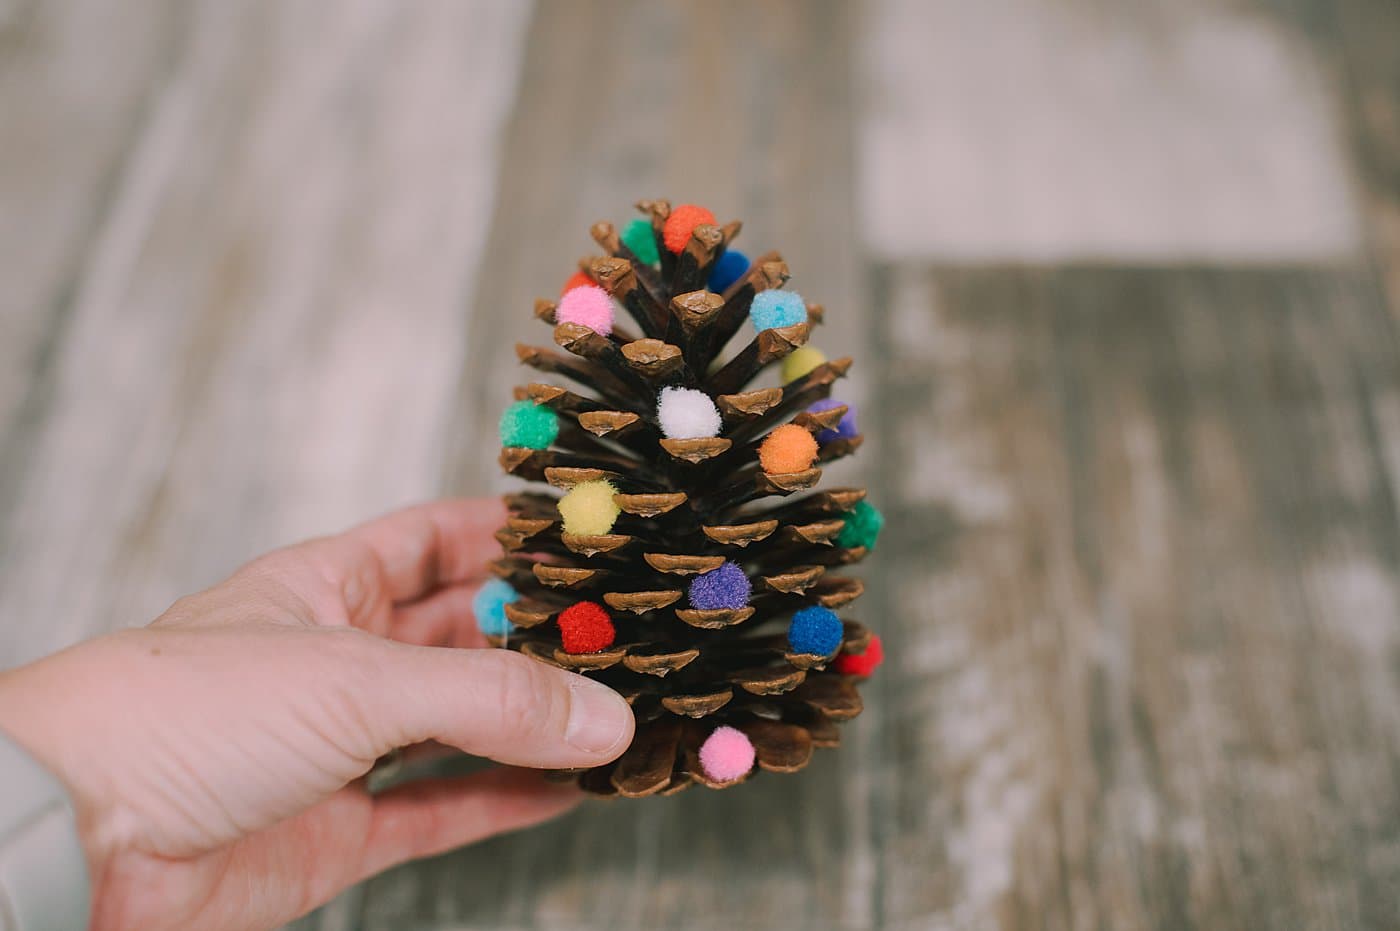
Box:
758 424 818 474
781 346 826 383
558 601 616 654
662 204 717 253
787 605 844 656
687 561 751 610
749 290 807 331
707 248 750 293
558 480 621 536
472 578 519 638
621 217 660 265
498 399 559 450
807 398 858 443
560 270 592 296
837 500 884 550
657 386 722 439
834 633 885 677
698 725 755 783
557 285 614 336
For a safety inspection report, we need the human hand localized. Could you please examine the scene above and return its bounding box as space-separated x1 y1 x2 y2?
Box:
0 499 635 931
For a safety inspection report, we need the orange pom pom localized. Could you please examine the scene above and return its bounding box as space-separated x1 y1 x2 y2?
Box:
758 424 818 474
663 204 717 253
560 270 592 296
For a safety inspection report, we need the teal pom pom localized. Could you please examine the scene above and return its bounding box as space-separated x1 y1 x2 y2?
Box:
621 217 660 265
838 500 884 550
749 290 807 331
473 578 519 637
787 606 843 656
499 400 559 450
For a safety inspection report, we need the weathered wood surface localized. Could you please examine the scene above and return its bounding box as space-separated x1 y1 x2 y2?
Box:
4 0 1400 929
0 0 532 671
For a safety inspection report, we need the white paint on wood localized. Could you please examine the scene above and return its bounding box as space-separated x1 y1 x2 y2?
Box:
857 0 1361 262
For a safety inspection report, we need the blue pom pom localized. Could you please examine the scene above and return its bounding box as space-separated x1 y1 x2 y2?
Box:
787 606 843 656
749 290 807 331
707 249 749 293
472 578 519 637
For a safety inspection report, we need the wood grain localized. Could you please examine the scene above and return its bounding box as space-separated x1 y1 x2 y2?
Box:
0 0 532 670
868 263 1400 928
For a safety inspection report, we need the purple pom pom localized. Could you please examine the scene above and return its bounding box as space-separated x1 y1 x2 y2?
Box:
807 398 858 443
687 561 751 610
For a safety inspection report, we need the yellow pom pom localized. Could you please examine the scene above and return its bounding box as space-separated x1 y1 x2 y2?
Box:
781 346 826 383
558 480 621 535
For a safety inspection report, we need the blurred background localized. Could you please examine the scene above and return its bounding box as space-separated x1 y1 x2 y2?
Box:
3 0 1399 928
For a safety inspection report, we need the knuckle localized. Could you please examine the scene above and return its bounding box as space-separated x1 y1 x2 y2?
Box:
488 652 571 742
318 628 395 757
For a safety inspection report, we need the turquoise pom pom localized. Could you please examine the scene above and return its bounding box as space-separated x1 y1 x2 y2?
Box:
749 290 807 331
621 217 660 265
473 578 519 637
499 400 559 450
787 605 843 656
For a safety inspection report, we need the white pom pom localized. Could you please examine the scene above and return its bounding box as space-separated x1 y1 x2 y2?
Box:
657 387 722 439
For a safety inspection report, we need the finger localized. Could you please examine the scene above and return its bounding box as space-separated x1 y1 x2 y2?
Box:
251 498 507 633
357 640 634 769
341 498 507 603
358 768 581 880
390 583 490 648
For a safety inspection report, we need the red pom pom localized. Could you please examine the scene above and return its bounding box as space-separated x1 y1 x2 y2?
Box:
834 633 884 677
558 601 616 654
662 204 717 254
560 270 592 296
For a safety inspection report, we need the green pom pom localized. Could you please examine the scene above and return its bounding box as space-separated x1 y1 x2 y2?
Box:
837 500 884 550
621 217 660 265
499 400 559 450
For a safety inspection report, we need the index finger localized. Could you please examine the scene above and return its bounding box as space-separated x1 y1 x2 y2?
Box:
339 497 507 603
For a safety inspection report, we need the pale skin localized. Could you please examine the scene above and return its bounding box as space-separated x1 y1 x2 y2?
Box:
0 498 636 931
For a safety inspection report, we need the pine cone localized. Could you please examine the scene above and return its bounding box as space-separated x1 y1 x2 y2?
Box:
477 200 885 797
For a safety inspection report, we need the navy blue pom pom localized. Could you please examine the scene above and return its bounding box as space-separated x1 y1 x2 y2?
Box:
707 249 749 293
787 606 843 656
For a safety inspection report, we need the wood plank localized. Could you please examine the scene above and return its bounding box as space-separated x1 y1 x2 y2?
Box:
857 0 1360 262
0 0 532 663
868 262 1400 928
0 0 182 509
362 1 872 928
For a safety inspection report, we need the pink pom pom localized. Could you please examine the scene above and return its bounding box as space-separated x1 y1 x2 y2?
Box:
698 725 755 783
557 285 614 336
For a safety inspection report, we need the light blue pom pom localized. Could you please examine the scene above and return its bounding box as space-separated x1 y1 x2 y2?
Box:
472 578 519 637
787 605 843 656
749 290 807 331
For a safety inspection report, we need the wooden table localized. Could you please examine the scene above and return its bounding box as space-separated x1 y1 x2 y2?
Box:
3 1 1398 928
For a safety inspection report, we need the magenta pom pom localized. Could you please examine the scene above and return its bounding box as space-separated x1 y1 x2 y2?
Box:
687 560 751 610
807 397 858 443
557 285 614 336
699 726 755 783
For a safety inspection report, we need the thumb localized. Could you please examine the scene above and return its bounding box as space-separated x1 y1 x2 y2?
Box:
356 640 635 770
